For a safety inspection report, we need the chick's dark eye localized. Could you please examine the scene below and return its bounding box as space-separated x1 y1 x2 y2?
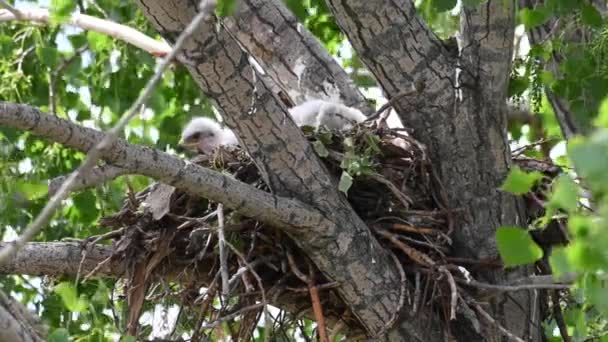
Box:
190 132 201 140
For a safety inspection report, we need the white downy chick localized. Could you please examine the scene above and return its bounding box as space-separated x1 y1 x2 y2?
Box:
288 99 367 131
180 117 238 154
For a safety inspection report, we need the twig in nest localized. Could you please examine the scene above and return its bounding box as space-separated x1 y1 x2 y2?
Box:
438 266 457 320
412 272 421 313
286 281 339 292
380 222 439 235
364 88 420 123
192 275 219 341
376 229 435 267
83 255 114 281
286 251 329 342
223 240 270 342
368 172 412 209
199 303 266 329
454 275 572 292
328 318 345 342
468 298 525 342
217 204 230 296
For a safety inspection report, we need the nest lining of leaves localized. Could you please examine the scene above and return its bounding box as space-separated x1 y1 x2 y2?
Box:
92 123 563 339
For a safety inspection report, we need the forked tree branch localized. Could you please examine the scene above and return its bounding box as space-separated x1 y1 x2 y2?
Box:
135 2 413 337
0 102 323 229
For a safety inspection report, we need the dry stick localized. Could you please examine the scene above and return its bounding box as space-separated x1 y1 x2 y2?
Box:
470 300 526 342
223 240 270 342
0 0 216 265
49 44 89 115
454 277 572 292
199 303 266 329
438 266 457 320
551 290 572 342
286 251 329 342
0 8 170 56
364 88 419 122
217 203 230 296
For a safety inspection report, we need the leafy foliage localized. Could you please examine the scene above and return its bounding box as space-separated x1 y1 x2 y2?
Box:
496 227 543 266
1 0 608 340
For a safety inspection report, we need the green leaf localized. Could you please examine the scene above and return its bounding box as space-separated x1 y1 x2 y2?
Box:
338 171 353 195
87 31 112 52
430 0 458 12
549 246 571 277
519 8 547 29
548 174 579 212
284 0 308 21
16 180 48 200
461 0 482 8
73 190 100 224
92 280 110 306
54 282 88 313
496 226 543 267
36 46 59 67
594 97 608 128
508 76 530 98
581 4 603 27
569 133 608 195
47 328 69 342
215 0 237 17
500 166 543 195
50 0 77 23
312 141 329 158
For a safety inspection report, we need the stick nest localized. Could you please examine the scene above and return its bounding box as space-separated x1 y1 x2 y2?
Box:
93 124 563 340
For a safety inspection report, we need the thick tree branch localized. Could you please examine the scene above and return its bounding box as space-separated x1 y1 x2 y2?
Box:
0 101 412 337
0 102 323 229
0 241 363 336
135 2 411 337
322 0 536 340
222 0 372 112
0 242 118 277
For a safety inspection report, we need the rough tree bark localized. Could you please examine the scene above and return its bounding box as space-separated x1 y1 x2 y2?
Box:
322 0 536 340
0 0 545 340
221 0 372 112
135 1 431 339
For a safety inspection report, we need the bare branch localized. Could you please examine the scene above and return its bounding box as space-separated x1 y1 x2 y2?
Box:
48 164 128 195
471 300 526 342
0 241 117 277
217 203 230 296
456 273 573 292
0 289 44 342
0 8 170 56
